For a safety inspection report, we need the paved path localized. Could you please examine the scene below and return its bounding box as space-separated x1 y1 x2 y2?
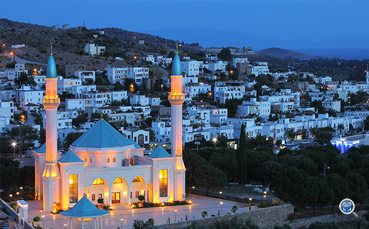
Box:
26 195 246 229
3 51 46 65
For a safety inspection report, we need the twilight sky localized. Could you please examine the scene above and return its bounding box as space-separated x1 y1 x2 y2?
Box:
2 0 368 43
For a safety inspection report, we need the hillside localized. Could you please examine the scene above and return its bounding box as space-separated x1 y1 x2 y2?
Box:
259 47 320 59
0 19 203 71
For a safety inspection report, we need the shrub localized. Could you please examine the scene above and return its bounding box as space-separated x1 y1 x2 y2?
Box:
231 205 238 213
202 211 208 218
97 198 104 204
138 195 145 202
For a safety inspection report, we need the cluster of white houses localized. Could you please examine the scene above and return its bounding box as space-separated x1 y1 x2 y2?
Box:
0 52 369 156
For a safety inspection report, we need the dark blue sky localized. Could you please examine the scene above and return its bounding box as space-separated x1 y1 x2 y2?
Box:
2 0 368 42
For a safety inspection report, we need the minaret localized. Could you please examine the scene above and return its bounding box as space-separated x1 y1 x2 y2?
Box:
169 42 186 201
42 45 61 212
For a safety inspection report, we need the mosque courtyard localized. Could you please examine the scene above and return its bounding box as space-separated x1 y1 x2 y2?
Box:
27 194 244 229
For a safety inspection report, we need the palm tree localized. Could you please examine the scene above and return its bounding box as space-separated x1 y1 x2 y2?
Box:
337 124 344 136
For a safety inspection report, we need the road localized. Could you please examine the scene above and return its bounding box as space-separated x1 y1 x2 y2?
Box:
3 51 47 65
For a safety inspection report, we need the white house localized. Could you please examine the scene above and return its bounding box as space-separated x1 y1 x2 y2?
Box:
214 81 245 104
74 71 96 82
14 85 44 108
84 43 105 55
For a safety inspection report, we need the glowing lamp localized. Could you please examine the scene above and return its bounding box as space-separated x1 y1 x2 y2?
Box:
141 190 144 194
263 195 267 198
188 201 192 204
104 192 108 196
263 191 267 194
220 201 223 205
249 198 252 201
161 203 164 206
69 179 73 184
123 191 127 195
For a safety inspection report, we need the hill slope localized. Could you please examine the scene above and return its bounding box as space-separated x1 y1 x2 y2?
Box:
259 47 320 59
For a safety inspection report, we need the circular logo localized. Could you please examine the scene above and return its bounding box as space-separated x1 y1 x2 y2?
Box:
339 198 355 214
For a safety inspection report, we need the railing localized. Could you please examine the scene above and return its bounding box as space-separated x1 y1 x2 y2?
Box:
43 98 60 104
0 198 18 223
168 94 184 100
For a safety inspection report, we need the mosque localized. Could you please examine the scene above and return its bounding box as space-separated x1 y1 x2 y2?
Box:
34 48 186 212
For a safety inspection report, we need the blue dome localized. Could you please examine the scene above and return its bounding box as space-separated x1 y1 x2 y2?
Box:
171 54 182 76
46 55 57 78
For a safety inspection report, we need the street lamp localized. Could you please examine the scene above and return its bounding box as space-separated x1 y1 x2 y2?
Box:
11 141 16 158
63 223 67 229
212 137 217 148
9 194 12 202
174 210 177 222
120 218 123 229
16 192 19 200
41 215 45 229
20 187 23 198
219 191 222 195
220 202 223 215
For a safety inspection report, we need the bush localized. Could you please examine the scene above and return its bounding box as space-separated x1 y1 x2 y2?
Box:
138 195 145 202
201 211 208 218
97 198 104 204
309 221 338 229
231 205 238 213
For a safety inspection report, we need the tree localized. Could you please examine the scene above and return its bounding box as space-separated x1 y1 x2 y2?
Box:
345 172 369 203
19 72 28 85
271 167 318 209
72 115 87 128
9 124 39 153
296 157 319 176
256 161 282 185
311 127 335 145
217 48 232 62
326 173 352 211
310 177 334 212
285 130 296 141
209 148 238 181
219 99 243 118
237 123 247 184
329 162 351 177
308 221 338 229
337 124 344 136
183 151 227 195
63 132 84 149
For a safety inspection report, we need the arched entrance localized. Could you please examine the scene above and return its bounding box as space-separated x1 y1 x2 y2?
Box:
111 177 128 204
130 176 146 204
91 178 109 205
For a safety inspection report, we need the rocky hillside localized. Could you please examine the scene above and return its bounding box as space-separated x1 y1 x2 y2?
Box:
0 19 203 71
259 47 320 59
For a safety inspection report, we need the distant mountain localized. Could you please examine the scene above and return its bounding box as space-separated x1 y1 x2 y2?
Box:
143 27 369 50
259 48 320 59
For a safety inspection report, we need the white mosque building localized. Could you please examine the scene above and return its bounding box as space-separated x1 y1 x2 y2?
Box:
34 49 186 212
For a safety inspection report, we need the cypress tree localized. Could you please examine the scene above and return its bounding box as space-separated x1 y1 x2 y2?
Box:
238 123 247 184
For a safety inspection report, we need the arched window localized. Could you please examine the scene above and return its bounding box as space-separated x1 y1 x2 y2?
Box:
113 178 123 184
92 178 104 185
132 177 141 182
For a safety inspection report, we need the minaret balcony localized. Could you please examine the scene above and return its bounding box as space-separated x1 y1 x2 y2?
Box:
43 98 60 107
168 94 185 101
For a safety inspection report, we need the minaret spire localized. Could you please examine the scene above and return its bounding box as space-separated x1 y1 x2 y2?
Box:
175 40 181 55
50 43 53 56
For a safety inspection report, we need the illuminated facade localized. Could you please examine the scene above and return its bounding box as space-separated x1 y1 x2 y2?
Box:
34 52 186 211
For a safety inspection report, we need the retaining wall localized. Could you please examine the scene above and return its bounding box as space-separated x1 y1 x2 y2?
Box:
156 204 294 229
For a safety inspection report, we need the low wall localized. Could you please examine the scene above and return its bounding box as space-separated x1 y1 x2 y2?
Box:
24 221 35 229
0 198 18 223
156 204 294 229
279 210 366 229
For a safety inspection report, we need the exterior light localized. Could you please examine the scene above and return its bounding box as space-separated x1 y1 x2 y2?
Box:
20 187 23 190
104 192 108 196
123 191 127 195
16 192 19 195
263 195 266 198
192 186 195 189
249 198 252 201
219 191 222 194
230 70 234 74
141 190 144 194
263 191 267 194
9 194 12 197
120 218 123 222
174 209 177 212
220 201 223 205
12 142 16 147
188 200 192 204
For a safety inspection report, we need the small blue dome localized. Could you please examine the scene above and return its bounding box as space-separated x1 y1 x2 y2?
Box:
46 55 57 78
171 54 182 76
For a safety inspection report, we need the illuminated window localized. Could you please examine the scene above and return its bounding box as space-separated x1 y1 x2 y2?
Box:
113 178 123 183
133 177 141 182
90 158 93 162
107 158 110 162
113 158 116 162
92 178 104 185
159 169 168 197
69 174 78 203
136 191 139 198
92 194 95 201
84 158 87 162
